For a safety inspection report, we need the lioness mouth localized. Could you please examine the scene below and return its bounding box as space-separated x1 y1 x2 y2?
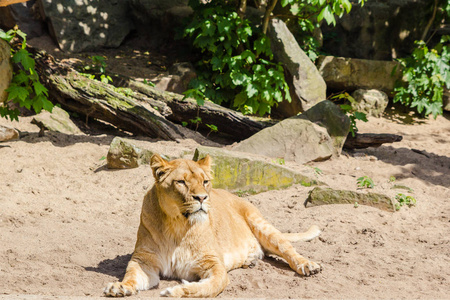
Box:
183 208 206 218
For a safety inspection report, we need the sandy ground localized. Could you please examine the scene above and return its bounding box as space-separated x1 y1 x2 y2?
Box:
1 107 449 299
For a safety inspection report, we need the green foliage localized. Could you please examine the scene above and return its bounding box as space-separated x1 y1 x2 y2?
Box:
281 0 364 27
144 79 155 87
393 35 450 118
394 193 416 211
357 176 374 189
333 92 368 137
272 158 286 165
0 28 53 121
183 0 365 115
184 2 290 116
80 55 112 84
205 123 218 138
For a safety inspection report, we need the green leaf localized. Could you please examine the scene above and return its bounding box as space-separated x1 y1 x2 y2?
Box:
6 84 29 102
12 49 35 70
33 81 48 96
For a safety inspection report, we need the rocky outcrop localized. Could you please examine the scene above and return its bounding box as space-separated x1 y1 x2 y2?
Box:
232 116 334 165
31 106 82 135
268 18 326 116
40 1 134 52
0 124 19 142
305 187 395 212
302 100 350 156
317 55 402 95
321 0 432 60
0 39 12 104
351 89 389 118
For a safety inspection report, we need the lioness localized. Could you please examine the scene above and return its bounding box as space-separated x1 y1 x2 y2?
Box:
104 154 321 298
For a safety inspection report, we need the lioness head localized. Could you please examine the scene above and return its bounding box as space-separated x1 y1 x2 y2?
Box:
150 154 213 224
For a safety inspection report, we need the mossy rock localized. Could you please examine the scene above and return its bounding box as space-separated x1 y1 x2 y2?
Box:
305 187 395 212
31 106 83 135
194 146 323 194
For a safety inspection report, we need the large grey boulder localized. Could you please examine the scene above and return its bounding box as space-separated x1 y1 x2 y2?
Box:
31 106 82 135
317 55 402 95
268 18 326 116
0 39 12 104
40 0 134 52
302 100 350 156
232 116 334 165
351 89 389 118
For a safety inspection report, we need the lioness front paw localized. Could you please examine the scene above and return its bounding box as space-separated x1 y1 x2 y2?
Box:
296 260 322 276
104 282 136 297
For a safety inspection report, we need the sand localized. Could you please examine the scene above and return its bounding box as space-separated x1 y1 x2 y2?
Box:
0 32 448 299
0 109 449 299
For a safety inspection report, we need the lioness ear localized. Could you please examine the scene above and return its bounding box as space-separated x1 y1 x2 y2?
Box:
150 154 169 181
197 154 212 170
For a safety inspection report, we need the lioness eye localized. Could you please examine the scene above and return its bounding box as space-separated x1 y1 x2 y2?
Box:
176 180 185 185
203 180 210 185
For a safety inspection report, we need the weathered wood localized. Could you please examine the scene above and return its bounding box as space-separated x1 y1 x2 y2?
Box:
344 133 403 149
32 50 205 141
115 77 267 140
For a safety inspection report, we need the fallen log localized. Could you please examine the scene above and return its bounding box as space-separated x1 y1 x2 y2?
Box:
344 133 403 149
114 77 267 140
33 50 200 141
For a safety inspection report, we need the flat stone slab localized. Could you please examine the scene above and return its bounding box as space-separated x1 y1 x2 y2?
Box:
194 146 322 194
31 106 83 135
305 187 395 212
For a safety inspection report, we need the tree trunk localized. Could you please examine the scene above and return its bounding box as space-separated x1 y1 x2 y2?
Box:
344 133 403 149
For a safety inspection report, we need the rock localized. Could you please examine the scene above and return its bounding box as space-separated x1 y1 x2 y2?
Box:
0 39 12 104
40 1 133 52
106 137 184 169
268 18 326 116
0 124 19 142
321 0 431 60
107 137 153 169
154 62 197 94
302 100 350 156
194 146 321 194
31 106 82 135
305 187 395 212
317 55 402 95
232 116 334 165
351 89 389 118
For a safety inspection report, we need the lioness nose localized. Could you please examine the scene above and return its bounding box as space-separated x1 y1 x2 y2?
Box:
193 194 208 203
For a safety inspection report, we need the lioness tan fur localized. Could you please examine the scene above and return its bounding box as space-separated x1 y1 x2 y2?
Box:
104 154 322 298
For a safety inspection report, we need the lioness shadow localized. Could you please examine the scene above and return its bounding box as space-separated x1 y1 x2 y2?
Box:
85 254 132 279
